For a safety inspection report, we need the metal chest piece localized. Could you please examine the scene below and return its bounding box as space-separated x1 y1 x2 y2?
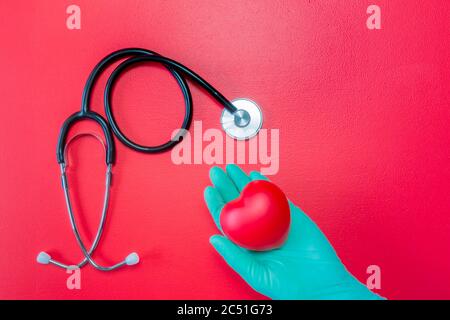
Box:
221 98 263 140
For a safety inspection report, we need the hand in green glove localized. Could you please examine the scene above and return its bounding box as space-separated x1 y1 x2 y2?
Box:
204 164 383 300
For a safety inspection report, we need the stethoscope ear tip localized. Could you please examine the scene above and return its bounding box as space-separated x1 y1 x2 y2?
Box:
125 252 139 266
36 251 51 264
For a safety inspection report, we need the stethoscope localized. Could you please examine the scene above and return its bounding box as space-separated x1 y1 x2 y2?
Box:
36 48 263 271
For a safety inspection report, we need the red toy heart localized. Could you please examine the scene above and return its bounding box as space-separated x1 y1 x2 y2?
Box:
220 180 291 251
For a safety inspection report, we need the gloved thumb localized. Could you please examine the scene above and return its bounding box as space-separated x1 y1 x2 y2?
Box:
210 235 257 284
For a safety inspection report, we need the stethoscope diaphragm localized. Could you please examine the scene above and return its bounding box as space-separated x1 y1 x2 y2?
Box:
221 98 263 140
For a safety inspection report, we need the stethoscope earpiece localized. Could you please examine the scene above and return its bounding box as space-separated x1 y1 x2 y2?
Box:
36 251 51 265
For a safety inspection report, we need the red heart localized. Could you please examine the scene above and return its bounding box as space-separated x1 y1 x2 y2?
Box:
220 180 291 251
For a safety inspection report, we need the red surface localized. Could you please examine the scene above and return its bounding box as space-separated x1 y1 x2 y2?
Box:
221 180 291 251
0 1 449 299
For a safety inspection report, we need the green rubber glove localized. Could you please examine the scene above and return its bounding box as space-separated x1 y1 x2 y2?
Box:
204 164 383 300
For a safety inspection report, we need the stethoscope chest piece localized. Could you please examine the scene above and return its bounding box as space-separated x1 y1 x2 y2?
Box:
221 98 263 140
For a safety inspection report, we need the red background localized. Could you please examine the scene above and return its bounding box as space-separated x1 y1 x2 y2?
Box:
0 1 449 299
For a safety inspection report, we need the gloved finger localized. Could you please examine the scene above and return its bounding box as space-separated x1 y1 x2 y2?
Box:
209 166 240 202
226 164 251 192
204 186 224 231
210 235 257 284
249 171 270 181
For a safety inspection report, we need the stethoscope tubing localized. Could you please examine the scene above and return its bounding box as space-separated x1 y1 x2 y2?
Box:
81 48 237 115
57 48 240 164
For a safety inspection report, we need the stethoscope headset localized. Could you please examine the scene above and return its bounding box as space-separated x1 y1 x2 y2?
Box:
37 48 263 271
